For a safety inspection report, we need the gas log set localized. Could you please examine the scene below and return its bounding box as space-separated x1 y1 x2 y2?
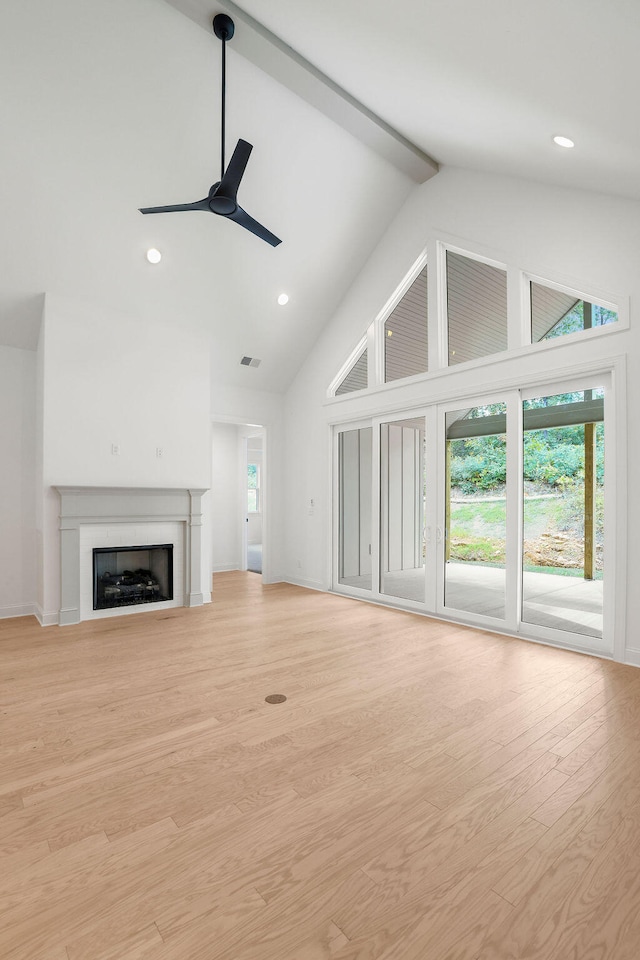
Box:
95 569 164 609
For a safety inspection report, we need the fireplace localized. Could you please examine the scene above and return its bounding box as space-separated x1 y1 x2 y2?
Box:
54 486 208 625
93 543 173 610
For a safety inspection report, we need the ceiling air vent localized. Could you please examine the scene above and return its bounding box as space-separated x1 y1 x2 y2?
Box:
240 356 261 368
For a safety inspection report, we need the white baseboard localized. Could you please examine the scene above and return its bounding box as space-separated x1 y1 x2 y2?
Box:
34 604 59 627
212 562 241 573
0 603 36 621
624 649 640 668
283 576 325 592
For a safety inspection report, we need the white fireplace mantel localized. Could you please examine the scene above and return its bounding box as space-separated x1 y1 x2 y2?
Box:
55 486 208 625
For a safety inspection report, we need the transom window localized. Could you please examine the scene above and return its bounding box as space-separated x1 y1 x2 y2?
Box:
384 266 428 382
328 246 621 397
336 347 368 395
446 251 507 366
530 279 618 343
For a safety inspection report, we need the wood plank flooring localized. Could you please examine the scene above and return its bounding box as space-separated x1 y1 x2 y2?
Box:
1 571 640 959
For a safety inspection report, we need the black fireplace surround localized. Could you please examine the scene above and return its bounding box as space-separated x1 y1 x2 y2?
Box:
93 544 173 610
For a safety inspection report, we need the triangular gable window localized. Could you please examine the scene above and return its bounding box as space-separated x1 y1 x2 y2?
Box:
447 252 507 365
530 280 618 343
384 266 428 382
335 348 368 395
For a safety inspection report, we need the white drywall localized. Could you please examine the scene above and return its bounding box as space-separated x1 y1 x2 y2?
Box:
283 165 639 659
0 346 36 617
37 293 212 622
41 295 210 486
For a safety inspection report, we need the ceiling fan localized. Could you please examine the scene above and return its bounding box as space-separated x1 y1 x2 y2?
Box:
139 13 281 247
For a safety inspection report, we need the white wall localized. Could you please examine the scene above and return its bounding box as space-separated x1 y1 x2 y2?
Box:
210 422 241 571
37 293 212 622
41 294 210 486
0 346 36 617
283 165 640 660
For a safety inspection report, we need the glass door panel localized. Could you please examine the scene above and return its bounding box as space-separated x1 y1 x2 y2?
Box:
338 427 372 590
380 417 426 602
522 389 604 638
444 403 507 619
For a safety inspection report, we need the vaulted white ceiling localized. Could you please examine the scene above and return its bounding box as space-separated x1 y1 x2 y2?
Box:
1 0 638 392
228 0 640 200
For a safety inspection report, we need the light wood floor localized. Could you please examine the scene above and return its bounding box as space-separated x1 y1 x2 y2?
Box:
2 572 640 960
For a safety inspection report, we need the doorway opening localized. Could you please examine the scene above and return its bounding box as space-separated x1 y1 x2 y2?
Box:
210 420 267 583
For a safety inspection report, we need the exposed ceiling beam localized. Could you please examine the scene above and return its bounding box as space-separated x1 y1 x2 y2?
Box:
163 0 439 184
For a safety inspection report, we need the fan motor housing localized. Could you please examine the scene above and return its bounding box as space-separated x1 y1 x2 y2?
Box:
209 194 237 215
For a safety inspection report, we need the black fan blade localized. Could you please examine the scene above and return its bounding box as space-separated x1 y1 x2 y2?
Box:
217 139 253 200
227 205 281 247
139 198 210 215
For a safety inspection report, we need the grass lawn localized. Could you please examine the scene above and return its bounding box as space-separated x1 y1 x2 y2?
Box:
451 495 565 536
449 490 601 575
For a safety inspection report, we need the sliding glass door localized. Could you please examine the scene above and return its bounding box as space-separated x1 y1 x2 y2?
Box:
334 373 611 654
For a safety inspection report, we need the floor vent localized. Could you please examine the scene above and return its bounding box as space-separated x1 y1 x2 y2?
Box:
240 356 261 367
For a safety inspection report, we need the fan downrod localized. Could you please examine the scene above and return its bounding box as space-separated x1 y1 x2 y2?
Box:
213 14 234 41
138 12 281 245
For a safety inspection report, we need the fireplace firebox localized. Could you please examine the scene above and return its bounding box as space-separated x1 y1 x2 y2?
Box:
93 544 173 610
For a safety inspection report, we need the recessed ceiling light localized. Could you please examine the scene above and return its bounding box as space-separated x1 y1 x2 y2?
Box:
277 293 289 306
146 248 162 264
553 135 575 149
